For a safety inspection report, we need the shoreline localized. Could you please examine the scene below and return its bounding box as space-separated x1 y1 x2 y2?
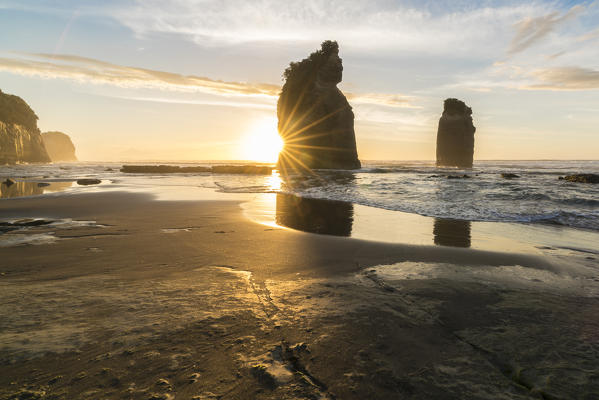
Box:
2 158 599 232
3 174 599 254
1 189 599 399
0 190 561 274
244 192 599 256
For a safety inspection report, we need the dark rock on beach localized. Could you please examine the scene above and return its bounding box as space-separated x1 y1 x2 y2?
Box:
501 173 520 179
120 165 273 175
76 179 102 186
120 165 211 173
559 174 599 183
211 165 273 174
277 41 360 171
250 364 278 388
42 131 78 162
446 174 471 179
0 218 53 228
436 98 476 168
2 178 16 187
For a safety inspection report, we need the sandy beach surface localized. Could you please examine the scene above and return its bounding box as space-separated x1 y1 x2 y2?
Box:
1 190 599 399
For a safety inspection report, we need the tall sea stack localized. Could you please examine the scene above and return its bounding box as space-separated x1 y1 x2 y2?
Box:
436 98 475 168
277 41 360 171
42 131 78 162
0 89 50 164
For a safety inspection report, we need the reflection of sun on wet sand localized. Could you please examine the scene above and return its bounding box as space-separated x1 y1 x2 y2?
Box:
1 191 599 399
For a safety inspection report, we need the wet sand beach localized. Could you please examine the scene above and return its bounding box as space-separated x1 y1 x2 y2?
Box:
1 191 599 399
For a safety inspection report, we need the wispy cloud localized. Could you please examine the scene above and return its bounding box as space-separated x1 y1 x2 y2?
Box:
0 53 280 97
107 95 276 110
104 0 546 56
455 63 599 92
575 27 599 42
346 93 417 108
508 5 584 55
0 52 416 108
524 67 599 90
5 0 597 96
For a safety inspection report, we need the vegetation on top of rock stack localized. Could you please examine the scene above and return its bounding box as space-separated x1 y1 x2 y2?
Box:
0 89 39 131
280 40 339 98
443 98 471 116
278 41 341 136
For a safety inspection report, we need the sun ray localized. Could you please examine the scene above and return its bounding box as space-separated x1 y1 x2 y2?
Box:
283 129 346 144
278 148 318 176
285 144 349 152
280 93 326 137
279 85 310 135
282 106 346 141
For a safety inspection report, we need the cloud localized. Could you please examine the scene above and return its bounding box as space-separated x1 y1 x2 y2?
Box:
546 50 567 60
107 95 276 110
346 93 417 108
104 0 546 56
0 52 416 108
508 5 584 55
524 67 599 90
1 1 554 59
576 27 599 43
6 1 597 96
0 53 280 97
449 62 599 92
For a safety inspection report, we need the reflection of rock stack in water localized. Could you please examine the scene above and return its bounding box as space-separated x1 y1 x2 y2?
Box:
275 193 353 236
433 218 471 248
436 98 475 168
277 41 360 171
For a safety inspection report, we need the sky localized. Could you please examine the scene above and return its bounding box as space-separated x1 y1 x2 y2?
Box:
0 0 598 161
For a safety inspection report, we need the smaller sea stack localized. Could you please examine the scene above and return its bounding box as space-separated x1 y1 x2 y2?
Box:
436 98 476 168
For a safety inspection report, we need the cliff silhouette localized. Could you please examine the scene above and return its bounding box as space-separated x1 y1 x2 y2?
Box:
0 90 50 164
277 41 360 171
42 131 78 162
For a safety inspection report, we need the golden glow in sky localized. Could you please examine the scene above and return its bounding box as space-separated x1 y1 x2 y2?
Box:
240 117 284 163
1 1 598 161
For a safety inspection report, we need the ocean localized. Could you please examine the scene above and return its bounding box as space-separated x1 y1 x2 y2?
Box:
2 160 597 232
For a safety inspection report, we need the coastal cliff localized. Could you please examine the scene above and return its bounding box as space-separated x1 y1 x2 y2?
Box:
42 131 77 162
277 41 360 171
0 121 50 164
436 98 476 168
0 90 50 164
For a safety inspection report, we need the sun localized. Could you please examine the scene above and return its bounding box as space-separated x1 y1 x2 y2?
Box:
240 117 284 163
